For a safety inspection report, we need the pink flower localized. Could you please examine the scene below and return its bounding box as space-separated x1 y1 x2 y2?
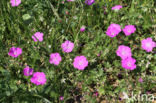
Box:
97 53 100 57
112 5 122 10
73 56 88 70
80 26 86 32
141 37 156 52
32 32 44 42
23 66 33 76
61 1 65 4
85 0 95 5
10 0 21 7
106 23 121 38
146 91 151 94
121 57 136 70
138 78 143 83
116 45 132 59
93 92 99 97
8 47 22 58
61 40 74 53
49 53 62 65
123 25 136 36
30 72 46 85
59 96 64 101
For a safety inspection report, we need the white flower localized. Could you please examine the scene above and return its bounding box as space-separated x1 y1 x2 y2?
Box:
61 78 66 83
48 45 51 48
123 92 129 99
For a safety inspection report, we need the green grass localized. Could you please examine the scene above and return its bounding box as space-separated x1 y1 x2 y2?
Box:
0 0 156 102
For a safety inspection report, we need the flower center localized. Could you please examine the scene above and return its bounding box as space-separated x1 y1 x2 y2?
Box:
111 32 115 35
14 51 17 55
146 43 151 47
38 78 41 82
79 61 83 65
122 51 126 55
127 62 132 67
128 30 131 33
27 71 29 74
53 57 57 62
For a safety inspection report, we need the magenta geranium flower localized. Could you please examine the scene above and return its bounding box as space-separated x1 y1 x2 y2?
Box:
116 45 132 59
93 92 99 97
49 53 62 65
106 23 121 38
112 5 122 10
141 37 156 52
73 56 88 70
10 0 21 7
123 25 136 36
138 78 143 83
85 0 95 5
23 66 33 76
80 26 86 32
59 96 64 101
30 72 46 85
32 32 44 42
61 40 74 53
8 47 22 58
121 57 136 70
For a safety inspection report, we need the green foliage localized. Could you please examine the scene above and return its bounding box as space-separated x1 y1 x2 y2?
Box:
0 0 155 102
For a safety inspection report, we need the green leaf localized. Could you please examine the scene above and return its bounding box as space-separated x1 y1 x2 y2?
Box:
22 14 31 21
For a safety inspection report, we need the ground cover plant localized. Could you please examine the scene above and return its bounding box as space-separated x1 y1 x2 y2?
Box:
0 0 156 102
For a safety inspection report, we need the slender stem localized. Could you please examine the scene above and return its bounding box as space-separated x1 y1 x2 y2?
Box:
33 94 51 103
46 0 61 20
